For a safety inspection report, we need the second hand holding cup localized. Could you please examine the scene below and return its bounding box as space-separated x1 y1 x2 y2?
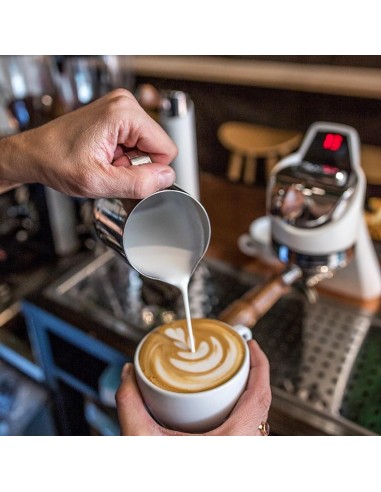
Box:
93 148 211 352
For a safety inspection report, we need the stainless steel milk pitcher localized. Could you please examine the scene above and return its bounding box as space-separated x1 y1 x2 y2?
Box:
93 149 210 280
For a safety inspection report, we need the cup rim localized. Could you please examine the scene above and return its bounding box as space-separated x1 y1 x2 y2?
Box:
134 319 250 398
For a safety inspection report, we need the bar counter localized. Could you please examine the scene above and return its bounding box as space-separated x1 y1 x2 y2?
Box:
22 172 381 435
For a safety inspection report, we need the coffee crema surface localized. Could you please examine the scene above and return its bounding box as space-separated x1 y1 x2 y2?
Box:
138 319 245 393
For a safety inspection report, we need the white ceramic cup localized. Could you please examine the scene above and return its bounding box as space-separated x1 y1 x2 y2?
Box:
134 321 252 433
238 215 281 267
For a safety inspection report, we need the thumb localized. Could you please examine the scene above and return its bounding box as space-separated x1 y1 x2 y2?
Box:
104 163 175 199
112 164 176 198
115 363 161 436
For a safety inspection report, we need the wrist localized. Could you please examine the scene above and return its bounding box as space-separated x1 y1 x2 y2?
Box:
0 133 25 182
0 135 15 180
0 136 21 193
0 131 40 185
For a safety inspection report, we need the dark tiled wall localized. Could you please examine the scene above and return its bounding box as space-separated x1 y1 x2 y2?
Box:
136 76 381 181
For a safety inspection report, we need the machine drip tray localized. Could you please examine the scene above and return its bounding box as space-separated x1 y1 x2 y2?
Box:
253 291 380 434
43 250 380 435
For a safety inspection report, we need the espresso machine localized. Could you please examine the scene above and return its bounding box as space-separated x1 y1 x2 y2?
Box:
220 122 381 326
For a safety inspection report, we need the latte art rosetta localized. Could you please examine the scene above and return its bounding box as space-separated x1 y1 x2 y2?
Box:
139 319 245 393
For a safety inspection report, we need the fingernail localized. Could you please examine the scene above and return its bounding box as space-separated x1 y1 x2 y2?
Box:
157 168 175 189
121 363 132 379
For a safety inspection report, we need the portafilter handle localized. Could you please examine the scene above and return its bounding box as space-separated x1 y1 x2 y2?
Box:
218 266 302 328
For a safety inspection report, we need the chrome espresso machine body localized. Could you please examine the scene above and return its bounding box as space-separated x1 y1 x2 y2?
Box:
268 121 381 300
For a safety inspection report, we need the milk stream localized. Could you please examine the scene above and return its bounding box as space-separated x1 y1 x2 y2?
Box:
126 245 196 352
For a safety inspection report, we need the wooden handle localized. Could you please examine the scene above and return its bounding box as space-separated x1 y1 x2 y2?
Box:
218 274 291 327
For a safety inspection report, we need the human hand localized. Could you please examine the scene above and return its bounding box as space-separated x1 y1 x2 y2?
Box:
115 339 271 436
0 89 177 198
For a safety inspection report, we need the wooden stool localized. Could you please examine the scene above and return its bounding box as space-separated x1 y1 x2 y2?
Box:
361 144 381 186
217 121 302 185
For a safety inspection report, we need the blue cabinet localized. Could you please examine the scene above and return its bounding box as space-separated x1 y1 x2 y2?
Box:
22 300 130 435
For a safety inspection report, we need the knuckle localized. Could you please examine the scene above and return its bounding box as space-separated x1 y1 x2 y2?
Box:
104 91 139 124
107 89 137 109
108 88 134 100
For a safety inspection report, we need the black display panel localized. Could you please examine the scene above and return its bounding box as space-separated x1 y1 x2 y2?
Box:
303 131 351 172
